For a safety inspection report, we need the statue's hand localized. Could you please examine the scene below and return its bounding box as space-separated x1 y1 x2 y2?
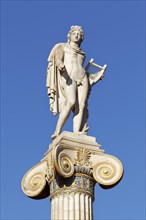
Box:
100 70 105 79
58 63 66 72
89 69 105 86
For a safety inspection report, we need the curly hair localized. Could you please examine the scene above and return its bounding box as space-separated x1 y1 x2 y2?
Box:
67 25 84 44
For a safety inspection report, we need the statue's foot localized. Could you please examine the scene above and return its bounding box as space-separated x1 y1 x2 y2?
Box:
78 131 87 135
78 127 89 135
84 126 89 132
51 132 59 140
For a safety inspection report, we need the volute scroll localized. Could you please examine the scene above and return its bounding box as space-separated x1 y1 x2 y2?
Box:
52 145 75 178
21 160 49 198
92 154 123 186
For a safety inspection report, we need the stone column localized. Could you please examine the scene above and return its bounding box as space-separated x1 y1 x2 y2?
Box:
21 131 123 220
49 173 94 220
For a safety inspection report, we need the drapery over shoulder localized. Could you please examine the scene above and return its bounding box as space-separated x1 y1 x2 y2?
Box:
46 43 65 116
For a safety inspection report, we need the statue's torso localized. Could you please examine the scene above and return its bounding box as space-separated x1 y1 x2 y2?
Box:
63 44 86 81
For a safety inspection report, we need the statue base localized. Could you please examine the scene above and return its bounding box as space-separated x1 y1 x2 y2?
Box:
21 131 123 220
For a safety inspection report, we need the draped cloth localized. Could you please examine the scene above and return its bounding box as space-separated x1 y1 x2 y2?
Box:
46 43 66 115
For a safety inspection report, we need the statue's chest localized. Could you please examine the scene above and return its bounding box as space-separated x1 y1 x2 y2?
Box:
64 47 84 64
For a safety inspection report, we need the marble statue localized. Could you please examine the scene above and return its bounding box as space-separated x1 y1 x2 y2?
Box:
22 26 124 219
46 25 107 139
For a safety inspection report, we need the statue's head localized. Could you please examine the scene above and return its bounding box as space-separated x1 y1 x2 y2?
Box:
67 25 84 45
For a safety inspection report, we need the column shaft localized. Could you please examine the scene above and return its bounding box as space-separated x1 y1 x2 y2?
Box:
51 191 93 220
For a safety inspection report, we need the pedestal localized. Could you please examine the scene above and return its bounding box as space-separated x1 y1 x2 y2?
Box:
21 132 123 220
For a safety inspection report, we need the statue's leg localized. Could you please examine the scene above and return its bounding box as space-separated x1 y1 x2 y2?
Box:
80 105 89 133
51 80 76 139
73 76 89 133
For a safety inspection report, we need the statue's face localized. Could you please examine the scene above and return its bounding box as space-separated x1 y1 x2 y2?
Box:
70 30 82 44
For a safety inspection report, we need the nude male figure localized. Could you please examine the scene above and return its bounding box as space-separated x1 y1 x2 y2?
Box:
46 26 105 139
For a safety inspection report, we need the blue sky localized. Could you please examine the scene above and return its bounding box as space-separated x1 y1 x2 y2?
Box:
1 1 145 219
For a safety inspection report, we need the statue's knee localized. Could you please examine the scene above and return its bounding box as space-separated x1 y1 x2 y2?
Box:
67 100 75 109
79 103 85 111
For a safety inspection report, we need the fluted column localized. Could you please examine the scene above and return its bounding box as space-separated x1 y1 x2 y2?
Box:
49 173 94 220
50 192 93 220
